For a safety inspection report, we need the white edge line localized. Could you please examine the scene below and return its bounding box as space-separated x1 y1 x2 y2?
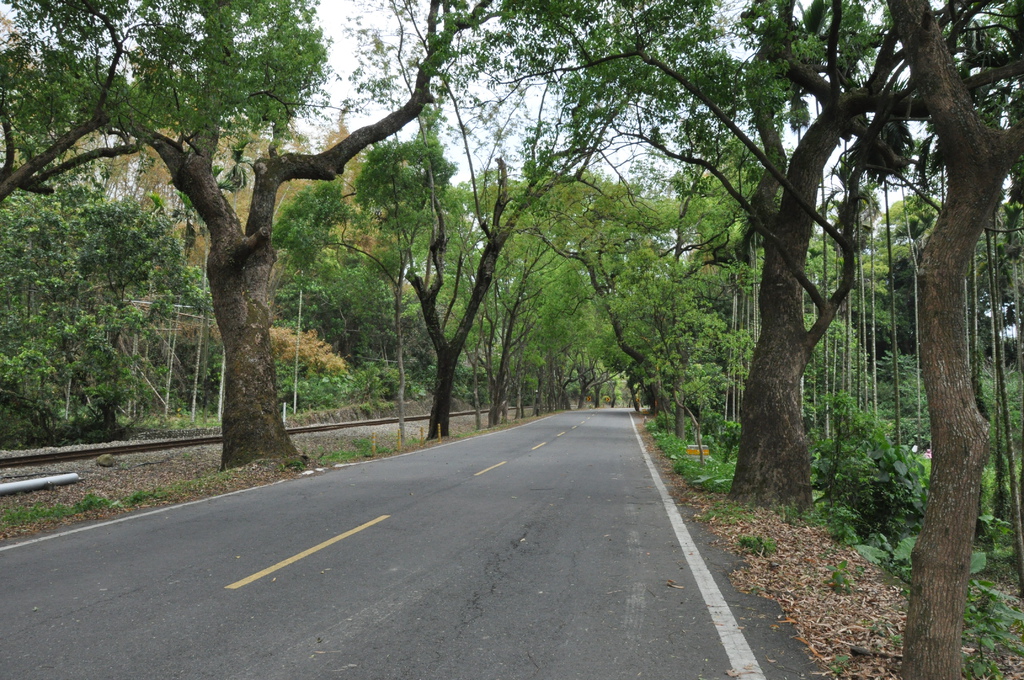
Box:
1 414 561 552
629 415 767 680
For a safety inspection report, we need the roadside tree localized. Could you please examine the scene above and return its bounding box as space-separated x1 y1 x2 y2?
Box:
8 0 496 467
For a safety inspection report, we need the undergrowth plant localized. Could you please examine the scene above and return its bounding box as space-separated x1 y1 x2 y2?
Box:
650 411 1024 676
737 534 777 556
648 424 735 493
810 396 928 546
963 577 1024 679
1 471 244 529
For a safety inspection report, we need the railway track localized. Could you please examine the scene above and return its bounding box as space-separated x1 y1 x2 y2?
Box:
0 410 490 469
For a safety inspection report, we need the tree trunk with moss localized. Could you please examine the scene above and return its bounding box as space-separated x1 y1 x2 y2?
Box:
208 228 296 467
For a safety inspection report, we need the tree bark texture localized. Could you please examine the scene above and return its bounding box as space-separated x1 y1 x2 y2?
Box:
731 249 814 507
429 349 458 438
886 0 1024 675
905 180 997 679
151 139 298 468
208 236 296 467
674 388 688 440
731 109 850 510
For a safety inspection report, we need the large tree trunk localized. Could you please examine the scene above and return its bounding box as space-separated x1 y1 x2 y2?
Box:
395 284 407 445
208 240 297 467
674 399 687 439
885 0 1024 675
904 180 995 679
486 313 513 427
428 348 458 438
487 368 508 427
152 138 298 468
730 108 850 510
731 251 814 507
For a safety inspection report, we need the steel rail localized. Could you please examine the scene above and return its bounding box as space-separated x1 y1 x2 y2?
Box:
0 410 495 469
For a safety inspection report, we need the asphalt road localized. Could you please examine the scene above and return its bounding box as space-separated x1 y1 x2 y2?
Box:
0 409 820 679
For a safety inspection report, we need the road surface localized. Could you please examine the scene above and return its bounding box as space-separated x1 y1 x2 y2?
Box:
1 409 819 679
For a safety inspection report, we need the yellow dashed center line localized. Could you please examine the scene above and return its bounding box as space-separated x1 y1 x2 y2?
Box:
556 432 566 437
531 442 547 450
225 515 390 589
474 461 507 476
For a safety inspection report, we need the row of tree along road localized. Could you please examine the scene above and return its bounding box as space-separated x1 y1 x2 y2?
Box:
2 2 1024 678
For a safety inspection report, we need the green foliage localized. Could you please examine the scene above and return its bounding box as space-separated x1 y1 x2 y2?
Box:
284 373 348 412
983 511 1013 537
353 437 387 458
12 0 329 136
650 426 736 493
815 504 863 546
854 529 913 580
695 499 758 525
274 357 418 414
274 181 354 267
123 488 168 505
356 130 457 223
274 265 402 375
279 457 307 472
737 534 777 556
700 414 742 463
963 579 1024 679
871 352 932 446
1 493 122 526
827 560 855 594
0 191 203 447
341 364 402 408
809 394 928 543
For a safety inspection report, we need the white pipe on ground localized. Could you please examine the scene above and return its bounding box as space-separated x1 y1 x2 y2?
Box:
0 473 81 496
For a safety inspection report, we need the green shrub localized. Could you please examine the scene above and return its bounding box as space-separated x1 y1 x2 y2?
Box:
810 395 927 544
650 426 736 493
827 560 855 594
700 413 741 463
737 534 777 556
963 577 1024 679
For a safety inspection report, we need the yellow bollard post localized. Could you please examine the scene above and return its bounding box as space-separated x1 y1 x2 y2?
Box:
371 432 377 456
437 423 442 442
397 428 403 452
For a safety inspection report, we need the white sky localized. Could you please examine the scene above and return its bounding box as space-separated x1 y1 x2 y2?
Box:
314 1 405 134
312 2 487 183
